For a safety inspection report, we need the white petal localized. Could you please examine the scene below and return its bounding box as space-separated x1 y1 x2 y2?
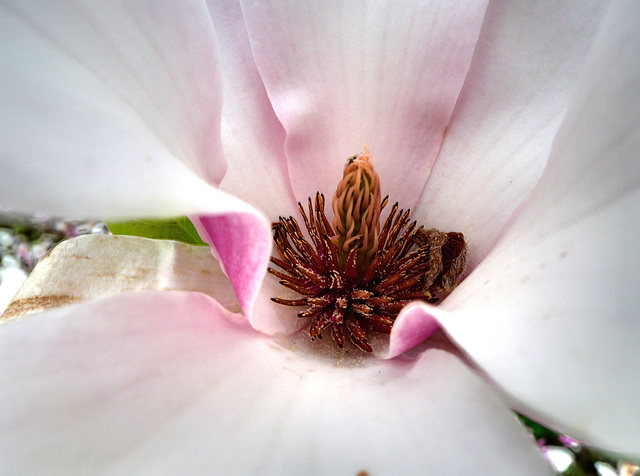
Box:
239 0 488 208
0 267 27 314
0 1 226 219
415 0 608 267
2 234 243 323
208 0 297 221
434 3 640 456
0 291 552 474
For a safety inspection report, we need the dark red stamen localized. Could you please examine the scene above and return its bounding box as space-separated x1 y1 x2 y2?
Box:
269 191 467 352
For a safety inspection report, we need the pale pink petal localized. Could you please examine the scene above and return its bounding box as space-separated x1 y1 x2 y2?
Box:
0 291 552 474
2 234 243 323
239 0 488 208
433 3 640 456
414 0 608 268
208 0 297 220
0 1 226 219
205 0 303 333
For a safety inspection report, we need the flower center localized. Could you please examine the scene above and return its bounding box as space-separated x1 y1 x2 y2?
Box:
269 147 467 352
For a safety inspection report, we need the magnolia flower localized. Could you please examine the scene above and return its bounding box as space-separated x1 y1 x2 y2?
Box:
1 0 639 474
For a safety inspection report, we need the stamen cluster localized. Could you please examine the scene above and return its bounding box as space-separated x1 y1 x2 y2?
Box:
269 152 467 352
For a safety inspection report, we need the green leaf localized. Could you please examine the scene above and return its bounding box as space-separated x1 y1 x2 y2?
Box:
106 217 207 246
515 413 558 441
174 216 207 245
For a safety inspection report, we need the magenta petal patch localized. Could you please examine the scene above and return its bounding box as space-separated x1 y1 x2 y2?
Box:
191 213 271 319
387 303 442 358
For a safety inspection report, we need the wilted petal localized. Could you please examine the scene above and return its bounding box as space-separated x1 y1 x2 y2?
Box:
415 0 608 267
0 1 226 219
2 234 243 322
0 291 552 474
239 0 488 208
429 2 640 456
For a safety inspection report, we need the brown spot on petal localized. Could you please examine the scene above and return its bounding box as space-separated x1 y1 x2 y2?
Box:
2 295 79 320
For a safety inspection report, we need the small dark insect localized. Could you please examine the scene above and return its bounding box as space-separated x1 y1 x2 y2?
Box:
269 148 466 352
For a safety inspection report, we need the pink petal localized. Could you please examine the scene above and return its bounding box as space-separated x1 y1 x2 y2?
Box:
194 208 306 336
0 291 552 474
239 0 488 208
0 1 226 218
203 0 303 333
190 211 272 319
209 0 297 221
414 0 608 268
387 302 442 358
433 3 640 456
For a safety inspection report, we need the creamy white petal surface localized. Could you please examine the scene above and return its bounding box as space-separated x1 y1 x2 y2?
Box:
413 2 640 456
2 234 242 322
415 0 609 267
0 1 227 218
0 291 552 475
239 0 488 209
